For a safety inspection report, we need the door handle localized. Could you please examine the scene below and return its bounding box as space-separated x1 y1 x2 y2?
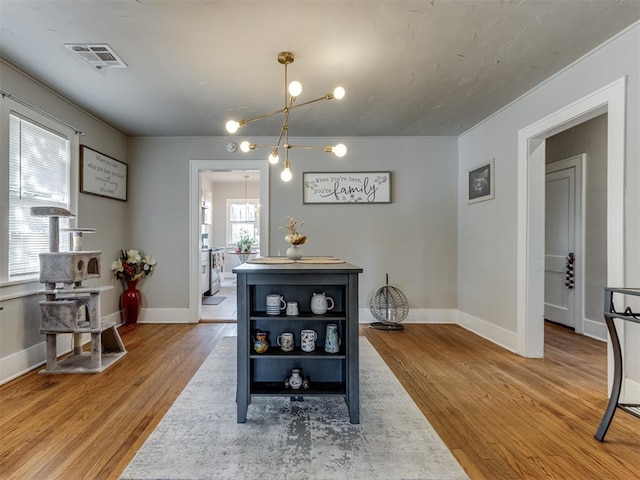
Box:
565 253 574 289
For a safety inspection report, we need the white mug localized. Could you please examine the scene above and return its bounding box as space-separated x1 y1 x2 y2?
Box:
301 329 317 352
266 294 286 313
286 301 299 316
277 332 294 352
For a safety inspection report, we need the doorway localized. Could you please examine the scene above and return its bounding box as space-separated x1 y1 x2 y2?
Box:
199 170 261 321
189 160 270 324
516 77 625 358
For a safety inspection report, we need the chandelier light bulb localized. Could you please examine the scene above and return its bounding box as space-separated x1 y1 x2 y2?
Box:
281 165 293 182
333 86 345 100
332 143 347 157
240 141 251 153
288 81 303 98
268 151 280 164
225 120 240 134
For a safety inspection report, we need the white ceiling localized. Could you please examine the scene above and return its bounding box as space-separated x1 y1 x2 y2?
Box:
1 1 638 138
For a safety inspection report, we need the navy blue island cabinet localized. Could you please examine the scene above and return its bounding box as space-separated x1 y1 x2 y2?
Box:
233 261 363 424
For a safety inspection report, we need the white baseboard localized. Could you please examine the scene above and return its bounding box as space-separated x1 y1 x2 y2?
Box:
457 310 518 353
583 318 607 342
138 308 191 324
623 378 640 404
358 308 457 324
0 311 123 385
0 335 72 386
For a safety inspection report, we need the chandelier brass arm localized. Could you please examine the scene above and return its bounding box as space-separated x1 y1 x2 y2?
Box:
225 51 347 182
229 90 343 132
241 142 347 155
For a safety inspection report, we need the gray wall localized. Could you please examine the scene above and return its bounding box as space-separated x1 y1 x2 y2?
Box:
546 114 607 326
208 178 260 250
458 25 639 380
0 61 128 382
127 136 459 310
207 177 260 272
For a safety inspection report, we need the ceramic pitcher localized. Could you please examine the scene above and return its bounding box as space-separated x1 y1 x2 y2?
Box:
310 292 335 315
253 330 269 354
324 324 340 353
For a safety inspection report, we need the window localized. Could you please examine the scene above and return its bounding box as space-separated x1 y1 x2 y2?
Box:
226 198 259 247
6 111 72 280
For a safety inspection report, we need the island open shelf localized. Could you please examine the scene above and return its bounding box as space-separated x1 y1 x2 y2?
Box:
234 261 362 424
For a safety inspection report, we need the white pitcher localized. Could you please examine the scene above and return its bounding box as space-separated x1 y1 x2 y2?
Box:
310 292 334 315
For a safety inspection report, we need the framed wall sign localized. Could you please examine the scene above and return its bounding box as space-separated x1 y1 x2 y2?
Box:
303 172 391 204
80 145 128 201
467 159 494 204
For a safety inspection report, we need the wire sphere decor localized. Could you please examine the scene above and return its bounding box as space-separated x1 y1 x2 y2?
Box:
369 274 409 331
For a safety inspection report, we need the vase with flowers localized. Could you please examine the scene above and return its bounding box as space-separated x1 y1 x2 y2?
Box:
111 249 157 327
236 229 254 253
279 216 307 260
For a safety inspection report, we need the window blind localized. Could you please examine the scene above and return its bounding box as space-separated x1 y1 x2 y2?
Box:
8 113 70 279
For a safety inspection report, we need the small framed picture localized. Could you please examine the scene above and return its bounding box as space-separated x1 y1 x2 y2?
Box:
467 159 494 204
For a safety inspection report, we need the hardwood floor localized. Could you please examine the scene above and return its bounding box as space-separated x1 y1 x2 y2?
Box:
361 322 640 479
0 323 236 480
1 322 638 479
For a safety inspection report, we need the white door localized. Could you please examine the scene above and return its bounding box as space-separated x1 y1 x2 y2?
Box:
544 166 577 328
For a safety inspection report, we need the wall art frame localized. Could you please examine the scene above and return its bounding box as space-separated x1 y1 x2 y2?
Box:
467 158 494 204
80 145 128 201
303 171 391 204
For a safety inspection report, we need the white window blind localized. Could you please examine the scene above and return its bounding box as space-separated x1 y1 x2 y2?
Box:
9 113 70 279
226 198 259 246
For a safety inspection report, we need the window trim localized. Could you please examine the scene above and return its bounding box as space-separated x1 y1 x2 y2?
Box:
0 96 78 286
225 197 260 247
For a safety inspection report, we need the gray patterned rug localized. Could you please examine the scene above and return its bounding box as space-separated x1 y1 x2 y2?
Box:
120 337 468 480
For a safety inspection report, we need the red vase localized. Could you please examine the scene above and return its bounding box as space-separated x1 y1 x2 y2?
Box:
121 280 142 326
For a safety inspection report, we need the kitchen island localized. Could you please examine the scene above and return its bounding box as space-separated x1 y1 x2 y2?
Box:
233 260 362 423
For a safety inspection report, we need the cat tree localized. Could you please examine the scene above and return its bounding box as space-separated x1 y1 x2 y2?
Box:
33 206 126 374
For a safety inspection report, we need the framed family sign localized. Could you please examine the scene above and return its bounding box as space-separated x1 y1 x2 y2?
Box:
80 145 128 201
467 159 494 204
303 172 391 204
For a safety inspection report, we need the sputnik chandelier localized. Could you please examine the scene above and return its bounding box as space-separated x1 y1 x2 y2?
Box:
225 51 347 182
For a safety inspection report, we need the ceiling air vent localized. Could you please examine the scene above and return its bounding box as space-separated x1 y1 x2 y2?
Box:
65 44 127 69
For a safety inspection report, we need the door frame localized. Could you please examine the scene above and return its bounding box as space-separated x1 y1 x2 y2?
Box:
545 155 585 333
516 76 625 358
189 159 270 324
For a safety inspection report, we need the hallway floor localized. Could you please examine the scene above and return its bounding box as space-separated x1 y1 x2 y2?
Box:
201 275 237 322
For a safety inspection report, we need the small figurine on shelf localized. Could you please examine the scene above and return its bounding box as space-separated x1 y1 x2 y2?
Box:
253 329 269 354
303 376 311 389
284 376 290 389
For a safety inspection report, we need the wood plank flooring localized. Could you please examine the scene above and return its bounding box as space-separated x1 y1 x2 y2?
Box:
361 322 640 479
0 322 638 479
0 323 235 480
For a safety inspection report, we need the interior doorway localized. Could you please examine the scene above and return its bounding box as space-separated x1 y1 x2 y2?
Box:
189 160 270 324
516 77 625 358
199 170 261 322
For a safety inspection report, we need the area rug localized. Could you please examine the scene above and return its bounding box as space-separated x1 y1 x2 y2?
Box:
202 296 226 305
120 337 468 480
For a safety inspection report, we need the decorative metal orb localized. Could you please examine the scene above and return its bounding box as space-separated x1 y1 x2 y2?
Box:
369 285 409 329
